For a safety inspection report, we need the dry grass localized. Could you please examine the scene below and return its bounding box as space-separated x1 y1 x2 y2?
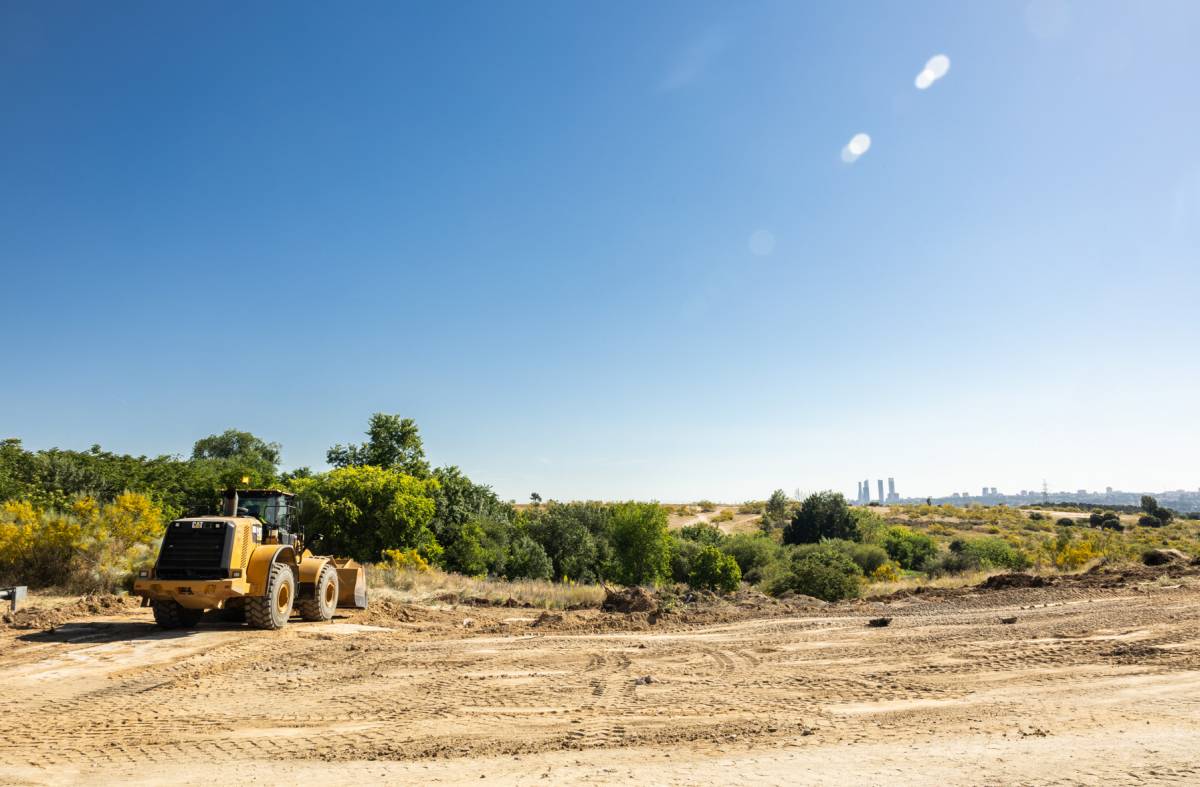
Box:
861 570 1008 598
367 565 605 609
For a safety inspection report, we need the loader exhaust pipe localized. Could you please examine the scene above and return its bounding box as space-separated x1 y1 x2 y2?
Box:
222 488 239 517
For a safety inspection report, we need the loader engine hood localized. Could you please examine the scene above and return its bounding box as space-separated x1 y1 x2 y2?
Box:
154 519 237 580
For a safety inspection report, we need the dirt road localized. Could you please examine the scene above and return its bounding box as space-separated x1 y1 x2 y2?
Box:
2 575 1199 785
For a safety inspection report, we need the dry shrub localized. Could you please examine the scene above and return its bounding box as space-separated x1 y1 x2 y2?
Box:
368 564 605 609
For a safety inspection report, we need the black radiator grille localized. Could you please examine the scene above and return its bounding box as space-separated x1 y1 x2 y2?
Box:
155 522 231 580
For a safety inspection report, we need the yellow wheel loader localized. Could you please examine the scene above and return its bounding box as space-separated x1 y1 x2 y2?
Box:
133 489 367 630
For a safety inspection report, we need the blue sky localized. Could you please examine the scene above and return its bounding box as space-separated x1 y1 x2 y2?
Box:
2 1 1198 501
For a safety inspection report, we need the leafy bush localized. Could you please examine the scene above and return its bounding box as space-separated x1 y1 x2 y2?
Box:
710 510 734 524
783 491 858 545
678 522 725 546
1089 511 1122 530
721 533 782 584
293 465 440 563
761 543 862 602
969 537 1028 569
687 546 742 593
669 535 705 583
850 507 888 542
881 526 937 571
1057 517 1075 526
609 502 671 586
935 537 1029 574
847 543 890 575
697 500 717 512
737 501 765 515
502 533 553 580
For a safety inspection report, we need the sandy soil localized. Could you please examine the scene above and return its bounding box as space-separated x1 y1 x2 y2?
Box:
2 570 1200 786
667 506 762 534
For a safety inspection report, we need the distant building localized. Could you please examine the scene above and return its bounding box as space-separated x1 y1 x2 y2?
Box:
887 477 898 502
877 479 884 504
982 486 988 497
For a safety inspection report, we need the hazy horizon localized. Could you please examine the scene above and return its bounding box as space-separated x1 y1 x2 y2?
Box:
3 1 1198 502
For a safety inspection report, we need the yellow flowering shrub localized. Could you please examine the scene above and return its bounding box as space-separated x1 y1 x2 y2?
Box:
0 493 164 591
382 547 431 572
871 561 901 582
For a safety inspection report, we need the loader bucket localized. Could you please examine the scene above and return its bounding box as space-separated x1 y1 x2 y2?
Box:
333 558 369 609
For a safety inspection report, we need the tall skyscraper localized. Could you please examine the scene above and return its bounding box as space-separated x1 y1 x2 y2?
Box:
856 481 862 503
887 477 896 502
877 479 884 504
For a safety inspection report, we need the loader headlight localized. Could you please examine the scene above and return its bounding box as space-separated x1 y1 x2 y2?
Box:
138 570 150 578
230 569 242 578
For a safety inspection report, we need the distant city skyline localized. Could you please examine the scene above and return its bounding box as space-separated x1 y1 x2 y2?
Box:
848 478 1200 509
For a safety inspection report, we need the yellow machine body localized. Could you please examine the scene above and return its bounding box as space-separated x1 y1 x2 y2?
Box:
133 490 368 627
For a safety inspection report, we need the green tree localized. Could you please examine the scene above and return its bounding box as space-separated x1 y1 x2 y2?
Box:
326 414 430 477
783 491 858 545
443 519 491 576
608 502 671 586
429 465 514 548
293 465 440 562
762 489 790 531
523 501 613 582
688 545 742 593
503 533 553 580
191 429 281 467
1140 495 1174 525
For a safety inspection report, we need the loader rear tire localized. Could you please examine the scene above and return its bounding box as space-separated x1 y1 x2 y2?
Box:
297 563 338 622
152 600 203 629
246 562 295 630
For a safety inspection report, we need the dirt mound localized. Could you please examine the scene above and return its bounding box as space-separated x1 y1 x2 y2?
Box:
531 611 563 628
1 594 141 630
354 598 441 628
601 586 658 614
1142 548 1191 566
979 573 1056 590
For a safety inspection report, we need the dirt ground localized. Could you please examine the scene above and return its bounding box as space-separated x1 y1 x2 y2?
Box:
3 567 1200 786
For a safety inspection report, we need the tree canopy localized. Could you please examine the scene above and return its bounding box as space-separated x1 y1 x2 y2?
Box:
326 414 430 477
782 491 858 544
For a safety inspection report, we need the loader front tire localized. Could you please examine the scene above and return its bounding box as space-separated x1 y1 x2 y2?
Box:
246 562 295 630
152 600 203 630
297 563 339 622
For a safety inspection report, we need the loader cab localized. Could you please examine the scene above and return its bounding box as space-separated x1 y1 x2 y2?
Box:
222 489 301 547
